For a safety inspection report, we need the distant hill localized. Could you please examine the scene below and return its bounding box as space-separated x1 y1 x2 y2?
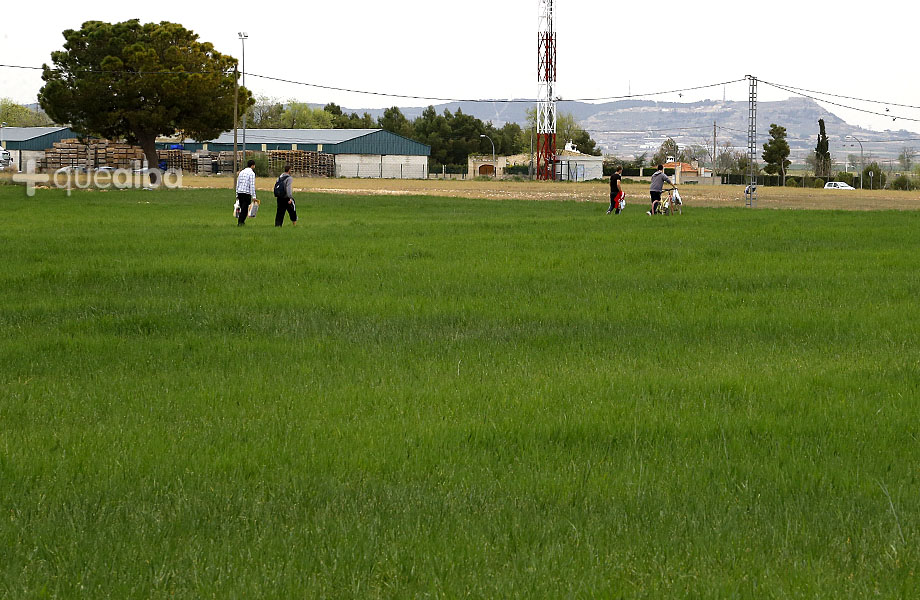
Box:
338 98 914 162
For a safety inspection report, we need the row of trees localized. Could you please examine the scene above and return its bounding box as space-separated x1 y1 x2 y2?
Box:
247 97 601 168
608 139 741 174
609 120 918 187
0 99 53 127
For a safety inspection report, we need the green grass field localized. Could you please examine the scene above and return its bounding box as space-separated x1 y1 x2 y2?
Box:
1 184 918 598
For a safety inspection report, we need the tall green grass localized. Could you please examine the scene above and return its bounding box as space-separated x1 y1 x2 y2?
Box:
1 186 918 598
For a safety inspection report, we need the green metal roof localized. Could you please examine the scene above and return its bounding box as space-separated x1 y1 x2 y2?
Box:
159 129 430 156
0 127 77 151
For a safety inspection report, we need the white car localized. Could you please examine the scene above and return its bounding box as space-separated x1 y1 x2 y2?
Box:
824 181 855 190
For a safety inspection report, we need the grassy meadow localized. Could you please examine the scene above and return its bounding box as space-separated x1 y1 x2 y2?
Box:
1 183 918 598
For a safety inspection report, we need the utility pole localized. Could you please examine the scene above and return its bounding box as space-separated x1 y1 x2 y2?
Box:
713 120 717 174
745 75 758 208
233 65 239 175
238 32 248 161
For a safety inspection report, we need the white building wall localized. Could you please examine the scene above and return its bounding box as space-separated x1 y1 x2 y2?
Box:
3 150 46 171
334 154 428 179
558 157 604 181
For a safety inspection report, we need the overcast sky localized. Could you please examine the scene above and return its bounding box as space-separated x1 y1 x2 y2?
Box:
3 0 919 136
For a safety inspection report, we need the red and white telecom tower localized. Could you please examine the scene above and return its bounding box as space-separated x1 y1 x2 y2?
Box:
536 0 557 180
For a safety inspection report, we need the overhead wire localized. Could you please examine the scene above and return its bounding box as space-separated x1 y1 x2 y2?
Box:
247 73 752 104
4 63 918 117
5 62 920 141
760 78 920 124
570 78 747 102
3 63 748 105
758 80 920 111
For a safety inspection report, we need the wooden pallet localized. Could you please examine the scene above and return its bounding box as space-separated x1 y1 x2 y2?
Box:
267 150 334 177
43 138 145 171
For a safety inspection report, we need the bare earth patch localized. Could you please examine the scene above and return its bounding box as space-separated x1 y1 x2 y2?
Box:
5 172 918 210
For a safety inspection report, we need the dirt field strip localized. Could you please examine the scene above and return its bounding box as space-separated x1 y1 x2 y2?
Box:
5 172 918 210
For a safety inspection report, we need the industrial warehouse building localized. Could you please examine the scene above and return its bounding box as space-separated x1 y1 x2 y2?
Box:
161 129 431 179
0 127 77 171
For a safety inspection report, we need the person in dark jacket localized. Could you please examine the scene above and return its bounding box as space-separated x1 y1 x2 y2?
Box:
648 164 673 215
608 165 625 214
274 165 297 227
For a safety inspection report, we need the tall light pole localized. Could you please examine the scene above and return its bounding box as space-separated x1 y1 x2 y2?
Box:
480 134 495 178
238 32 248 161
0 121 6 168
846 134 864 189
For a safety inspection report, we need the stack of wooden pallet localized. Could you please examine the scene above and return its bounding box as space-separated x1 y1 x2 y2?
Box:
218 151 242 174
41 138 146 171
195 151 215 175
267 150 334 177
92 141 144 169
41 139 89 171
156 149 196 172
158 149 184 171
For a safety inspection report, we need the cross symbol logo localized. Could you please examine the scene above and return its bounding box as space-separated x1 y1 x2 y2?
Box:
12 160 50 197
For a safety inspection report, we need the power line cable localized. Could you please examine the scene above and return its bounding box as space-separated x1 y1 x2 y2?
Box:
570 78 748 102
760 79 920 124
248 72 751 104
3 63 744 104
760 80 920 111
6 61 916 121
247 72 534 103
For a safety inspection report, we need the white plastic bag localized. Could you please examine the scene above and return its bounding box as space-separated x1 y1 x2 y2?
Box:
233 200 240 218
248 199 260 218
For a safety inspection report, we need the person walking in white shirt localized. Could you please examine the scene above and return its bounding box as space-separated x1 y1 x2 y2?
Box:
236 159 257 226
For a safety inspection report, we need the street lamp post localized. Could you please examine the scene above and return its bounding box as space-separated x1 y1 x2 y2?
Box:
238 32 248 161
480 134 495 178
0 122 6 168
845 134 864 189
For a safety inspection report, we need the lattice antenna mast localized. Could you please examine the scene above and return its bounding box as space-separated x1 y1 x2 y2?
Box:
745 75 758 207
536 0 557 181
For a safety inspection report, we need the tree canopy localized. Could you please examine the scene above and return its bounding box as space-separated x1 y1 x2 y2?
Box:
250 99 601 168
862 162 887 189
898 147 915 171
652 138 680 166
762 124 791 183
813 119 831 178
39 20 251 169
0 99 53 127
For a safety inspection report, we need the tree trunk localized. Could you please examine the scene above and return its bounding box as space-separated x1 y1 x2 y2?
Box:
137 133 158 181
137 134 159 169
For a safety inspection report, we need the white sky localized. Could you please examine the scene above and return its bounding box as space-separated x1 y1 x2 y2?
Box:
2 0 919 135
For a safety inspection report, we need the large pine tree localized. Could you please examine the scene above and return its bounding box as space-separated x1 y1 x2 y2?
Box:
762 124 791 184
39 20 250 170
